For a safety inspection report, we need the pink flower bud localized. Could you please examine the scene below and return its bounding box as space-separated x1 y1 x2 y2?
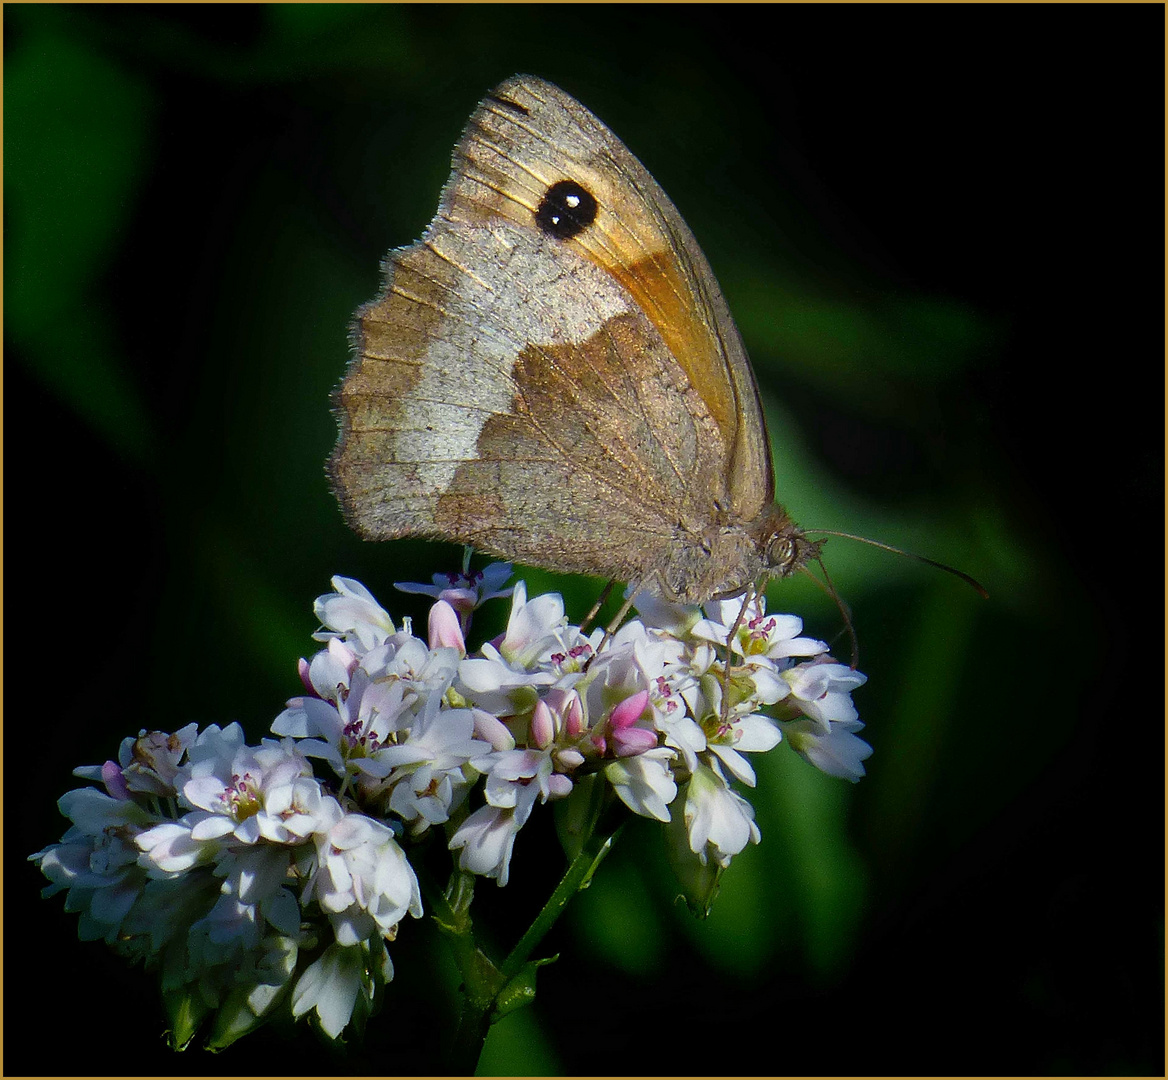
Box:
564 691 585 737
472 709 516 752
531 699 555 749
101 760 130 800
547 774 574 799
612 726 660 758
297 657 314 695
428 600 466 655
543 687 585 740
609 689 650 730
555 748 585 771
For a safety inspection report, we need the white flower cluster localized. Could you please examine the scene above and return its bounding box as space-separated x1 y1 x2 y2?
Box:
30 564 870 1045
31 719 421 1042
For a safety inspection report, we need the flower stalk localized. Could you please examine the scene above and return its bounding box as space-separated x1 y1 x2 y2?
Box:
433 783 626 1073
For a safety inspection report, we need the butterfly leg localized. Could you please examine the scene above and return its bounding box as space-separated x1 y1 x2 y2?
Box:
584 568 668 664
578 579 617 633
590 583 641 660
717 582 757 724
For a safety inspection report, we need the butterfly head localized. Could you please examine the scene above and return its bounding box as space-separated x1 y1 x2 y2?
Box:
765 528 822 578
756 505 822 580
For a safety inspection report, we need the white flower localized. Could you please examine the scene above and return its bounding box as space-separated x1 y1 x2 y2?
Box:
631 590 703 636
387 763 459 831
690 597 829 715
308 801 422 946
364 634 461 703
180 723 256 787
313 575 397 652
128 846 305 1005
30 787 158 942
455 583 605 717
604 747 678 822
497 580 568 667
30 568 880 1038
655 707 707 774
291 941 368 1038
375 696 492 833
136 817 221 874
449 735 580 886
73 724 200 799
300 636 361 704
644 645 707 773
780 715 873 782
782 658 867 733
582 617 671 700
702 713 782 787
457 641 557 717
396 561 514 612
375 695 487 774
448 802 529 887
683 759 761 867
273 665 415 781
573 622 667 754
696 597 827 663
224 849 302 936
188 893 263 967
176 736 321 846
483 746 573 807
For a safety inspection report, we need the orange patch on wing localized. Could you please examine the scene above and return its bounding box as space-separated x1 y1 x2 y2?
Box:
604 248 736 439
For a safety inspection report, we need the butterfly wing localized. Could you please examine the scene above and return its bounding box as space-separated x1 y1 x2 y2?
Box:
329 75 774 594
448 75 774 522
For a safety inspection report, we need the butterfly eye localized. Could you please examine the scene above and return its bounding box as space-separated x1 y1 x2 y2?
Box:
766 534 800 575
535 179 599 240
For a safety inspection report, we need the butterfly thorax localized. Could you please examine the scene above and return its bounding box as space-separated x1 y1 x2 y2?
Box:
656 503 816 604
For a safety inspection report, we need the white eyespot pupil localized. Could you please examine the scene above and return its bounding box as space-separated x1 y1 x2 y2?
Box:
565 194 581 208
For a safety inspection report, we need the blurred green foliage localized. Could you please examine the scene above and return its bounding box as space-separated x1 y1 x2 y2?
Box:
8 5 1161 1076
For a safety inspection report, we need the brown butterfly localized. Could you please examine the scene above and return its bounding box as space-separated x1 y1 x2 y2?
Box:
328 74 824 613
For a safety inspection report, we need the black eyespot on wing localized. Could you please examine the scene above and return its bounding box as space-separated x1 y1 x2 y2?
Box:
535 180 598 239
487 94 530 116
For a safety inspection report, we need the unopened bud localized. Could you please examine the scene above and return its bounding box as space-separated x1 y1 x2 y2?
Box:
428 600 466 655
531 699 555 749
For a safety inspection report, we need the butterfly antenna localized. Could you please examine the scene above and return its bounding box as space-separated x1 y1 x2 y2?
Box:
805 530 989 599
799 557 859 669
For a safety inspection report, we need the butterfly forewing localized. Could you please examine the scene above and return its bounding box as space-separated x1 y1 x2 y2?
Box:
329 75 785 601
446 75 774 520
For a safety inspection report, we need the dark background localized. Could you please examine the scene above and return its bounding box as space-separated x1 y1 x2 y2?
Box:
6 5 1163 1075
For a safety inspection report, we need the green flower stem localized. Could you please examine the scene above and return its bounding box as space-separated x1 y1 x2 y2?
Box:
432 790 628 1074
429 868 501 1073
500 815 625 980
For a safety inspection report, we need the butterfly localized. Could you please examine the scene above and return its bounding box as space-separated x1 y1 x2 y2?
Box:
328 74 822 615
